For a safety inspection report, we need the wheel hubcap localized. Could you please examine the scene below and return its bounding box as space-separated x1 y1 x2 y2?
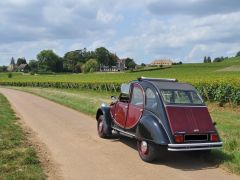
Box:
98 121 103 133
140 141 148 154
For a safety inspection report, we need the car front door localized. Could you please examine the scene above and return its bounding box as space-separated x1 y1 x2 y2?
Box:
125 84 144 129
115 100 129 128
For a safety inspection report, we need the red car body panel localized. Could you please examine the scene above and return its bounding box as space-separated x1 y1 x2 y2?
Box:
113 102 128 128
125 104 143 129
165 106 215 134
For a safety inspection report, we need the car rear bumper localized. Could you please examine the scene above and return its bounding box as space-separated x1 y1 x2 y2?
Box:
168 142 223 151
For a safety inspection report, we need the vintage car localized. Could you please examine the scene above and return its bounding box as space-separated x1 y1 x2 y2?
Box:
96 77 222 162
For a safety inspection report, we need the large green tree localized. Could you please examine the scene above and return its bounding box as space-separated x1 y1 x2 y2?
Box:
28 60 38 72
125 58 136 70
63 48 88 72
37 50 63 72
95 47 110 65
82 59 98 73
16 57 27 66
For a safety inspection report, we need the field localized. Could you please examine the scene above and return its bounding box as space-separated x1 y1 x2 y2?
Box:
1 57 240 83
0 57 240 105
0 93 45 179
8 87 240 175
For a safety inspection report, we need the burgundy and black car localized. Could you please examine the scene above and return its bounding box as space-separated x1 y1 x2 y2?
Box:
96 77 222 162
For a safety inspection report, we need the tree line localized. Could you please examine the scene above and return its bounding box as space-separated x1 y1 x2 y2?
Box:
203 50 240 63
0 47 136 73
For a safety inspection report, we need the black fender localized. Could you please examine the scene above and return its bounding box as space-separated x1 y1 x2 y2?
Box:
136 115 170 145
96 104 112 135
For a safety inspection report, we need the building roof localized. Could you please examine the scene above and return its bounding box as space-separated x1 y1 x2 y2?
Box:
17 64 28 70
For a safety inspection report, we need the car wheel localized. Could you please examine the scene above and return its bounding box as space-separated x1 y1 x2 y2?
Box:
137 140 157 162
97 115 112 138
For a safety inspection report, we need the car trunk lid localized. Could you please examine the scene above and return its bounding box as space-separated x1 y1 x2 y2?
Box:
165 106 215 134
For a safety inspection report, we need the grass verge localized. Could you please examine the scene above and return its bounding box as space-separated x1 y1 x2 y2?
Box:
207 104 240 174
9 86 116 116
5 86 240 175
0 93 45 179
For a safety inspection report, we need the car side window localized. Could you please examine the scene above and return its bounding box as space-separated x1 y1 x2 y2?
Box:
145 88 157 111
131 86 144 106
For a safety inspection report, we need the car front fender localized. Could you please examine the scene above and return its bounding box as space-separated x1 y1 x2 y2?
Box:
96 104 112 135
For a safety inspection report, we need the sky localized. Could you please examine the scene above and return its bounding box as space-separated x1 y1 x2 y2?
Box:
0 0 240 65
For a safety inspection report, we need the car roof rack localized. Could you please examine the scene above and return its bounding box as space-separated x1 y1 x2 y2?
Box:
138 76 178 82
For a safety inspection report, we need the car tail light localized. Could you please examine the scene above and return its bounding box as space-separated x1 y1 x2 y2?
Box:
210 134 219 142
174 134 184 143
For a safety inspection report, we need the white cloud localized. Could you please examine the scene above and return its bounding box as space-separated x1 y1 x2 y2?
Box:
96 10 123 24
0 0 240 65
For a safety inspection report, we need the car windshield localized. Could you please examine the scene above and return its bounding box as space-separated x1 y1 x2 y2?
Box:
160 89 203 105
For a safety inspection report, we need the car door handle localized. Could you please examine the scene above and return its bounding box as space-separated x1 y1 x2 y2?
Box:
140 109 143 112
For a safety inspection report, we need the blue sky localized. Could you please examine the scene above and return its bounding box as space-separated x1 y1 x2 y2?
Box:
0 0 240 65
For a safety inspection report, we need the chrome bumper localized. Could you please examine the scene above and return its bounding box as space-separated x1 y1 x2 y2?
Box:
168 142 223 151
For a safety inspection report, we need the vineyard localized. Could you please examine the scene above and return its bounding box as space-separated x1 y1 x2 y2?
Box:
0 57 240 105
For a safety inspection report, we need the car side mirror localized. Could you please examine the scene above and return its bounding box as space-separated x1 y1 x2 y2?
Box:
213 122 217 126
111 96 117 103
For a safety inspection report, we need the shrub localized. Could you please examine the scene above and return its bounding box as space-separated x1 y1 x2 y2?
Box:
8 73 12 78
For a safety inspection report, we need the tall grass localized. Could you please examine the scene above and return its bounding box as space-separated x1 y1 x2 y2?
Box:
0 93 45 179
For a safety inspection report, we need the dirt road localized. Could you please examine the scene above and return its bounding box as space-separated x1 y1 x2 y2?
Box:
0 88 239 180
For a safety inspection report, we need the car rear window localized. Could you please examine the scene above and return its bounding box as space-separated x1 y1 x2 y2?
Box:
160 90 203 105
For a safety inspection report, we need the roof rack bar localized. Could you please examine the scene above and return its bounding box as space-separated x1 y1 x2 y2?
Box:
138 76 178 82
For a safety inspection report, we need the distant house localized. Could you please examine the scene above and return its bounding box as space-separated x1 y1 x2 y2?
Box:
7 57 16 72
150 59 173 66
117 58 126 71
99 58 126 72
16 64 30 72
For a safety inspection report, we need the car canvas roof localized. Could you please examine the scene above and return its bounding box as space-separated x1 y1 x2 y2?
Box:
138 77 196 91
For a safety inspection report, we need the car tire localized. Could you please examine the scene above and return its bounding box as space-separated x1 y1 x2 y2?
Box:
137 140 158 162
97 115 112 138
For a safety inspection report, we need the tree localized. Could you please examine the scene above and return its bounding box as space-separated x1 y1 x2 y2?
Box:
63 49 88 72
141 63 146 66
74 62 83 73
109 53 118 67
213 56 224 63
95 47 110 66
0 66 7 72
82 59 98 73
203 56 207 63
235 51 240 57
207 56 211 63
16 57 27 66
28 60 38 72
37 50 62 72
125 58 136 70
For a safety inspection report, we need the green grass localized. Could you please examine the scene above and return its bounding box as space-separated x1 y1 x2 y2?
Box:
0 93 45 179
0 57 240 84
208 105 240 174
8 87 240 175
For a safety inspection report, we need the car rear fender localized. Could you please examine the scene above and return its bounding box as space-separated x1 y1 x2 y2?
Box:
96 105 112 135
136 115 170 145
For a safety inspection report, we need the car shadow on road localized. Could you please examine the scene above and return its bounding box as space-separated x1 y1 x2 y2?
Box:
111 136 232 172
